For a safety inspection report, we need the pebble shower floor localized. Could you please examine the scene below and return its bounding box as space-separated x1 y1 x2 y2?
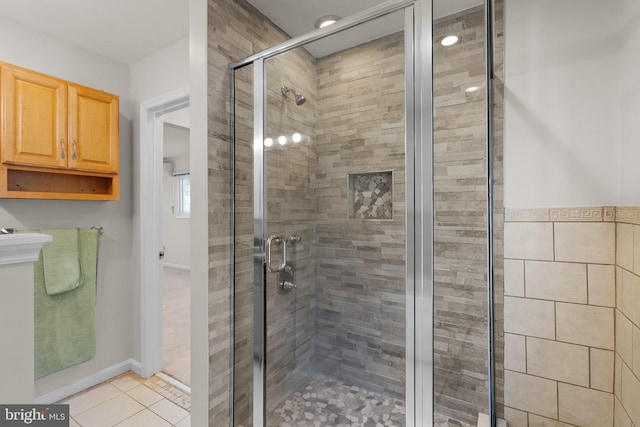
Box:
268 374 405 427
267 373 472 427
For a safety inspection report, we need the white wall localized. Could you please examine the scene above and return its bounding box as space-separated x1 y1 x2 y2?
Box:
129 37 189 106
504 0 621 208
0 16 135 397
188 0 209 423
129 36 190 362
620 0 640 206
0 17 131 119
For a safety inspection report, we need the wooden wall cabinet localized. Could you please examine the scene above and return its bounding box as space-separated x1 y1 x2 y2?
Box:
0 63 119 200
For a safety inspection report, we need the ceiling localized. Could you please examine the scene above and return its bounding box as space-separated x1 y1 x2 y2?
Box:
0 0 481 65
0 0 189 65
249 0 484 57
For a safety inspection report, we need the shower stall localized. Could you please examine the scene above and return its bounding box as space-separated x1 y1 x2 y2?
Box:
229 0 502 425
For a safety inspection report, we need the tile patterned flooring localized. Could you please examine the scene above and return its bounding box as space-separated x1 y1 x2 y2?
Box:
60 372 190 427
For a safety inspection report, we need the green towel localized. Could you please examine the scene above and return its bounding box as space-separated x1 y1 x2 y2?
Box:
35 229 100 379
40 229 82 295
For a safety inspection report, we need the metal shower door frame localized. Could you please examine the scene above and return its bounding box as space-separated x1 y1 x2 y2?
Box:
229 0 437 425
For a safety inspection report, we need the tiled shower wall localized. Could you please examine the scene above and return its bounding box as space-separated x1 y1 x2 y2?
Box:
313 32 407 399
433 4 505 424
502 207 640 427
207 0 310 425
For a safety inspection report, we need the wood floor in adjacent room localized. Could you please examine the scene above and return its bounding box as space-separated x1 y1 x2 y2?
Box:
162 266 191 387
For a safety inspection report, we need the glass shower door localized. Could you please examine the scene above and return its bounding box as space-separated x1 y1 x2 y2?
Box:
260 13 409 426
261 47 319 425
231 2 451 425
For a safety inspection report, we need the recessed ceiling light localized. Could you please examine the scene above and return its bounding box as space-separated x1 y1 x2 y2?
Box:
264 137 273 147
465 86 481 93
278 135 287 145
315 15 342 29
441 35 459 47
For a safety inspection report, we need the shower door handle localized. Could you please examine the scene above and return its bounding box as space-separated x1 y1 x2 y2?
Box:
266 234 287 273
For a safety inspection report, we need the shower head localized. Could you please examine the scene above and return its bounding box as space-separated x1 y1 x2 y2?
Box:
281 86 306 106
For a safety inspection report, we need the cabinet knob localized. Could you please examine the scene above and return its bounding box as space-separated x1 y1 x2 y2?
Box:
59 138 65 159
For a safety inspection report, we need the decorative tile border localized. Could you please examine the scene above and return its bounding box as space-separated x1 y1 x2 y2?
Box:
616 207 640 225
506 207 638 223
549 207 612 222
504 208 550 222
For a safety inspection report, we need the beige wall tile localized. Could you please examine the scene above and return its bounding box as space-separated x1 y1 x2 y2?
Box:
635 226 640 276
617 223 634 271
505 259 525 297
505 370 558 419
529 414 575 427
504 222 554 261
591 348 615 392
617 266 624 310
588 264 616 307
505 333 526 373
527 337 589 386
615 397 634 427
556 303 614 349
617 310 634 366
555 222 615 264
634 325 640 376
622 270 640 325
615 354 622 398
504 407 528 427
525 260 587 303
621 362 640 427
505 296 556 339
558 383 613 427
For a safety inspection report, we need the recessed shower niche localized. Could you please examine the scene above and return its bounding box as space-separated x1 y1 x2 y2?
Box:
348 170 393 220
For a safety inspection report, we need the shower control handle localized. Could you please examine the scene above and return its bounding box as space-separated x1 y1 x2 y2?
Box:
287 234 301 244
280 280 298 291
266 234 287 273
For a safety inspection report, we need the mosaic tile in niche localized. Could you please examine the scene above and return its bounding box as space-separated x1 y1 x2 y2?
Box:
349 171 393 220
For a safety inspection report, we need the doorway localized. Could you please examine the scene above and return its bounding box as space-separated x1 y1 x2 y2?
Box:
139 88 190 388
161 108 191 388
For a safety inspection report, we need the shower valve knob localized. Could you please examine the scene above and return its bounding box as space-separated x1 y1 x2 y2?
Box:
287 234 301 244
281 280 298 291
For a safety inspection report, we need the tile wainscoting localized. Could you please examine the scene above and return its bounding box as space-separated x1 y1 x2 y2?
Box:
503 207 640 427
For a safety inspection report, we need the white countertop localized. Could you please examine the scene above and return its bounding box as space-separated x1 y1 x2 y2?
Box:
0 233 52 266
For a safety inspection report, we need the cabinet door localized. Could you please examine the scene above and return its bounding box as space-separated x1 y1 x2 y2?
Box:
68 85 119 174
1 66 67 168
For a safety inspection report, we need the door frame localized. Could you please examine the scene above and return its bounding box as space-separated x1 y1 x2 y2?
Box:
139 87 190 378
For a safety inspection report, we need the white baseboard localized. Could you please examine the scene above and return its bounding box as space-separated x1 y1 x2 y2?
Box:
34 359 143 404
162 262 191 270
477 413 507 427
